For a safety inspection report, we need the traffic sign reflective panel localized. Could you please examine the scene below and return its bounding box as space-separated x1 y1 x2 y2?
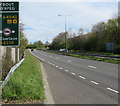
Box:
0 2 19 46
3 28 11 36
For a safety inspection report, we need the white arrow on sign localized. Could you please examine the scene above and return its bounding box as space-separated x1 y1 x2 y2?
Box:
0 30 15 34
12 30 15 33
0 30 2 34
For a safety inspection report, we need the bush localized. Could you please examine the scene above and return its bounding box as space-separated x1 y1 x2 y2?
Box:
2 48 14 80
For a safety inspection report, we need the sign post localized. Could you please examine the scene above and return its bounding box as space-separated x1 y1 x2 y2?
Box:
0 2 19 46
105 42 114 54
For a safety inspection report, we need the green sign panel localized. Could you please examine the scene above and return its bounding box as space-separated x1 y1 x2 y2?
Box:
0 2 19 46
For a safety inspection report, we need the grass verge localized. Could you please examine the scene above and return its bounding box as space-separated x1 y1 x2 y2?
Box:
68 50 120 56
2 50 45 103
45 50 120 64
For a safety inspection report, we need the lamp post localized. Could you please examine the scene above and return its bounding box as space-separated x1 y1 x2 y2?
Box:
58 14 71 50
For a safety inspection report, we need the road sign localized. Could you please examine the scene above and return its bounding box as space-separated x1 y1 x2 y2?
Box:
0 2 19 46
105 42 114 51
3 28 11 36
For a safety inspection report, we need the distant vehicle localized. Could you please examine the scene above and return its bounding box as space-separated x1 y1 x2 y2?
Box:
31 49 34 51
59 49 68 52
46 47 49 50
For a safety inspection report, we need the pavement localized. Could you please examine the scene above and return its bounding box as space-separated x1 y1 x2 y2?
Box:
31 50 119 104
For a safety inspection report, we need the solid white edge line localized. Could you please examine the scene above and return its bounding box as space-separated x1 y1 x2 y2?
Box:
79 76 86 79
56 66 58 68
30 51 46 62
42 59 45 61
107 87 118 94
90 81 99 85
40 62 55 104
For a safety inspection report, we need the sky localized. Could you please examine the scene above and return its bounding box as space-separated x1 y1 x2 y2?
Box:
18 1 119 43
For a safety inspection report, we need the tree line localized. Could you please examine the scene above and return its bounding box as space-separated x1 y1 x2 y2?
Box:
49 17 120 54
26 40 45 49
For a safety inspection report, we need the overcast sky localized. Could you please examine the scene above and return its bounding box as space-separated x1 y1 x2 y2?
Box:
19 1 119 43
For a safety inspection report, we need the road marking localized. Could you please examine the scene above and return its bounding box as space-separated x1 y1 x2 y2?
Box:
65 70 69 72
67 60 71 62
107 87 118 94
71 72 76 75
42 59 45 61
90 81 99 85
60 67 62 69
88 65 96 69
79 76 86 79
48 62 50 63
53 64 55 66
49 63 52 65
56 66 58 68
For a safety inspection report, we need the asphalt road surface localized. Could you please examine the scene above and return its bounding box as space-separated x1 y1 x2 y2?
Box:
31 50 119 104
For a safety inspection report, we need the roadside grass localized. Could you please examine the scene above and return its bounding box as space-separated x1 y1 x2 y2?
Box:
45 51 120 64
71 51 120 56
2 50 45 103
69 50 120 56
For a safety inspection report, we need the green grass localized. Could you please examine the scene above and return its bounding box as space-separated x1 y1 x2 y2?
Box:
46 51 120 64
69 50 120 56
2 50 45 103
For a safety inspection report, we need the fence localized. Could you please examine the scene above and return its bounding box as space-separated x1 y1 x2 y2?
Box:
0 46 23 81
0 46 20 64
46 50 120 60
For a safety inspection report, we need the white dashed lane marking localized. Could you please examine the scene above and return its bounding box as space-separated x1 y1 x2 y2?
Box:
88 65 96 69
67 60 71 62
71 72 76 75
65 70 69 72
31 52 119 95
60 67 63 70
90 81 99 85
79 76 86 79
107 87 118 94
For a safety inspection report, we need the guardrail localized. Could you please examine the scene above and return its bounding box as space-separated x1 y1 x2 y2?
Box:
0 57 25 88
44 50 120 60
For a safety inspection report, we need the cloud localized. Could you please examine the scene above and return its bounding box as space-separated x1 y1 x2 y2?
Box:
20 2 118 43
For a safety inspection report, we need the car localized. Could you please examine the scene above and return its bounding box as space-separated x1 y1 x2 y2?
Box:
31 49 34 51
59 49 68 52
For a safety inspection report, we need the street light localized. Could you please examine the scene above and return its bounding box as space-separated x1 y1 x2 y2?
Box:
58 14 71 50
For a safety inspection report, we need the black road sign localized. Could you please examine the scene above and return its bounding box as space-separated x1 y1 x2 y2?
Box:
0 2 19 46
